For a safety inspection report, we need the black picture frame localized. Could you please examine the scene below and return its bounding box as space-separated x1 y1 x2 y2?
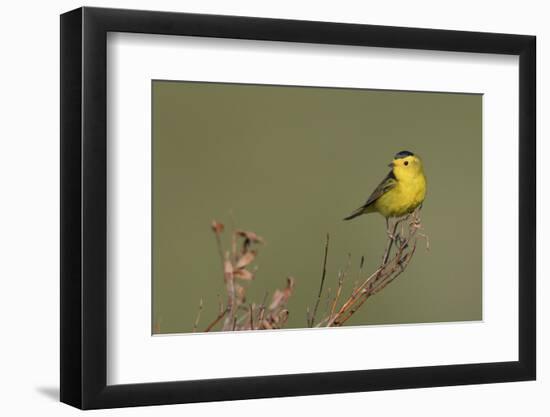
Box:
60 6 536 410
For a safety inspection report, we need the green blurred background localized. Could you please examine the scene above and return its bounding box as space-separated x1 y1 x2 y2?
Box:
152 80 482 334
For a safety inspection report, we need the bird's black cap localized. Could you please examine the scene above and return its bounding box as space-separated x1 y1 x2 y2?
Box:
394 150 414 159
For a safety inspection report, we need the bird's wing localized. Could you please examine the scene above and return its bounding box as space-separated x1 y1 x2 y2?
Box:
363 170 397 207
343 170 397 220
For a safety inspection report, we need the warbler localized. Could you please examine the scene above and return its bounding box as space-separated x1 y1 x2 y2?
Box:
344 150 427 223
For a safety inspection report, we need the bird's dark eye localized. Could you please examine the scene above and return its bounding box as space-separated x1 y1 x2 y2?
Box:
404 161 409 166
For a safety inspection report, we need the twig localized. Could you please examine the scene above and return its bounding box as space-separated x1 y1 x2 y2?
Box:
231 229 238 263
211 221 225 267
204 307 229 332
329 253 351 320
217 294 223 314
204 221 294 332
324 208 424 327
418 232 430 251
382 218 400 265
323 287 332 320
325 267 382 327
257 306 265 329
192 298 203 332
222 253 236 330
309 233 330 327
336 246 414 327
329 272 344 321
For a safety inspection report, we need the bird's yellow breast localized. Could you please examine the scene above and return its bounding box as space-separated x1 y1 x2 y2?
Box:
373 173 426 218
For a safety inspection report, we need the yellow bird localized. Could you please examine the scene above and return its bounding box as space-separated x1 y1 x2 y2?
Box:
344 151 427 225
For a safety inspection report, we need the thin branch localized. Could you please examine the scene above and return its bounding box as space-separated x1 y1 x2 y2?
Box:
329 253 351 320
211 221 225 267
217 294 223 314
257 306 265 329
329 272 344 321
222 253 236 330
323 207 424 327
418 232 430 251
382 217 401 265
201 209 424 333
205 221 294 332
325 266 382 327
309 233 330 327
323 287 333 320
204 307 229 332
192 298 203 332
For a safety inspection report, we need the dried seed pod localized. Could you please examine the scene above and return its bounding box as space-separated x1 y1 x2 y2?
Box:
235 250 257 269
233 268 254 281
211 220 225 234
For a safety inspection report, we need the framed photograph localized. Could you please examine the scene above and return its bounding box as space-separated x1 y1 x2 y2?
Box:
60 6 536 409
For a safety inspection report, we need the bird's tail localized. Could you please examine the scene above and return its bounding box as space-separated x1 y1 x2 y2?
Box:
343 206 365 221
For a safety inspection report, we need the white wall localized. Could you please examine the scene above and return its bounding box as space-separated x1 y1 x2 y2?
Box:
0 0 545 415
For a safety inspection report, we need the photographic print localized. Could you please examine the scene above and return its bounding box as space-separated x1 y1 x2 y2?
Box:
151 80 482 334
61 8 536 408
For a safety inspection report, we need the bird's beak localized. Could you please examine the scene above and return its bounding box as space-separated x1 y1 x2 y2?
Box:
387 161 394 167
